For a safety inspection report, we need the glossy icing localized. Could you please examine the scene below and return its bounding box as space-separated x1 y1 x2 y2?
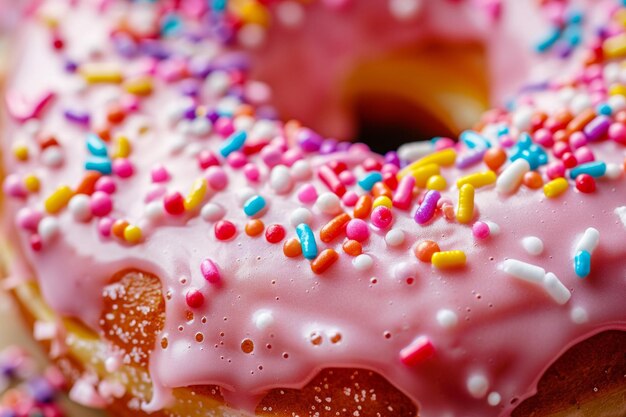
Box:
1 1 626 417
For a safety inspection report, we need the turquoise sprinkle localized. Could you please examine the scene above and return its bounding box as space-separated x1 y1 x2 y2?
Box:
220 131 247 157
243 195 266 217
85 157 112 175
574 250 591 278
566 9 584 25
597 103 612 116
564 24 582 47
497 125 509 137
296 223 318 260
161 14 183 36
358 171 383 191
569 161 607 179
212 0 227 11
86 134 108 157
535 26 562 53
460 130 491 149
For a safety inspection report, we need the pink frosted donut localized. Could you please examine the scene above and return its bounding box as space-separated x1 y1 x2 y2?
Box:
1 1 626 417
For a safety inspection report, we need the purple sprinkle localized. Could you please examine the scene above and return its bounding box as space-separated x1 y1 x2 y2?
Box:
188 57 214 79
64 60 78 73
297 128 323 152
456 148 487 169
583 115 611 142
320 139 338 154
63 109 90 125
384 151 400 167
184 107 198 120
206 110 220 123
139 39 170 60
113 33 138 58
256 105 278 120
179 79 201 97
28 378 55 404
414 190 441 225
336 141 352 152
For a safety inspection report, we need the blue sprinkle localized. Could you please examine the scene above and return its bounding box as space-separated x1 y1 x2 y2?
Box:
212 0 227 11
86 134 108 157
563 24 582 47
243 195 266 217
85 157 112 175
460 130 492 149
220 131 247 157
597 103 612 116
566 9 584 25
497 125 509 137
161 14 183 36
358 171 383 191
569 161 607 179
574 250 591 278
517 133 533 150
535 26 562 53
296 223 318 260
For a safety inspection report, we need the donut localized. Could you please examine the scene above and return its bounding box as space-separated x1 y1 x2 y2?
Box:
1 1 626 417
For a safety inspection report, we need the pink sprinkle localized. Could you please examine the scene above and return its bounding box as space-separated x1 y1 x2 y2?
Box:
574 146 595 164
561 152 578 169
95 176 116 194
260 146 282 168
435 137 455 150
90 191 113 217
214 117 234 137
297 184 318 204
399 335 435 366
546 160 565 180
370 206 393 229
392 175 415 210
552 141 570 158
5 89 56 122
163 191 185 215
609 122 626 145
346 219 370 242
499 134 515 148
120 94 140 113
282 148 303 166
98 217 114 237
145 184 166 203
472 221 490 240
381 163 399 175
151 165 170 183
3 175 27 199
227 151 247 168
197 150 219 170
185 288 205 308
341 190 359 207
243 163 260 182
533 129 553 147
112 158 134 178
569 131 588 149
16 207 42 232
362 157 382 172
206 166 228 190
338 170 356 185
200 258 221 284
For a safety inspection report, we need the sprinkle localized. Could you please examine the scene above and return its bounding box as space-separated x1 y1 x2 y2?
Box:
543 177 568 198
38 217 59 243
201 203 225 222
44 185 73 214
75 171 103 195
311 248 339 274
467 373 489 399
112 220 129 239
243 195 266 217
456 184 475 224
253 309 274 330
185 288 205 309
399 336 435 367
200 258 221 284
184 178 208 211
372 195 392 209
575 173 596 193
566 108 595 134
342 240 362 256
522 171 543 189
23 174 40 192
215 220 237 240
392 175 415 210
316 192 342 215
265 224 286 243
85 157 112 175
112 158 134 178
543 272 571 305
501 259 545 283
163 191 185 215
245 219 264 236
602 33 626 59
414 190 440 225
488 392 502 407
283 238 302 257
358 171 383 191
460 130 491 149
295 223 317 259
456 148 487 169
123 225 142 244
318 165 346 196
41 146 64 168
570 306 589 324
426 174 447 190
269 165 293 194
79 62 123 84
68 194 91 222
320 213 351 243
495 159 530 194
353 254 373 271
370 206 393 229
297 184 318 203
112 135 131 158
483 147 507 171
98 218 113 238
409 163 440 188
413 240 440 263
535 26 561 52
431 250 466 269
436 309 458 329
569 161 606 179
354 195 373 219
220 131 247 157
372 182 392 199
456 171 496 189
385 229 405 247
472 221 490 239
345 219 370 242
583 115 611 142
522 236 544 256
123 76 154 96
397 148 456 179
13 143 29 161
342 190 359 206
86 134 108 157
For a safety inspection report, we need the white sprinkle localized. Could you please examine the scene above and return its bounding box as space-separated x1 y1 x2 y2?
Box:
570 306 589 324
216 96 241 116
144 201 164 221
487 392 502 406
467 374 489 399
570 93 592 114
604 63 620 84
33 321 58 341
270 165 294 194
205 71 231 96
249 119 276 141
521 236 544 256
511 106 533 131
68 194 92 222
557 87 576 106
253 309 274 330
436 309 458 329
233 115 255 132
189 117 212 136
483 220 500 235
276 1 305 27
389 0 422 20
353 254 373 271
184 142 202 157
501 259 545 283
615 206 626 228
38 217 59 243
495 159 530 194
542 272 571 305
608 94 626 113
385 229 405 247
289 207 313 227
200 203 225 222
574 227 599 254
315 192 342 215
397 141 433 163
238 23 266 49
291 160 312 180
235 187 257 206
604 163 622 180
41 146 64 168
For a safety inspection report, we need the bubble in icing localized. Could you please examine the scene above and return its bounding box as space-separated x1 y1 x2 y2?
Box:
570 306 589 324
253 309 274 330
521 236 544 256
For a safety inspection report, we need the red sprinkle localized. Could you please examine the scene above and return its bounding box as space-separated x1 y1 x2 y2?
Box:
186 288 205 308
265 224 286 244
318 165 346 197
215 220 237 241
575 173 596 193
399 336 435 366
30 234 42 251
163 192 185 215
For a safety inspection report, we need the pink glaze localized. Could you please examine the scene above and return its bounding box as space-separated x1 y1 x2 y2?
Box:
0 1 625 417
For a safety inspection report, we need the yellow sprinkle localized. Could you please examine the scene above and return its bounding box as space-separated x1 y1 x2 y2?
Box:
372 195 393 209
543 177 569 198
603 33 626 59
426 175 447 191
609 84 626 97
397 149 457 179
410 163 441 188
236 0 271 26
184 178 208 211
44 185 73 214
13 144 29 161
123 225 142 244
614 8 626 26
456 171 496 189
24 174 40 193
123 76 154 96
79 63 124 84
432 250 466 269
456 184 475 224
112 135 131 158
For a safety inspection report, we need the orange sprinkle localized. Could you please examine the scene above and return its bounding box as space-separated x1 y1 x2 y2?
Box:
96 126 111 142
283 238 302 258
320 213 351 243
566 108 595 134
311 249 339 274
483 147 507 171
523 171 544 189
106 103 126 124
353 195 372 219
38 135 59 150
342 239 362 256
414 240 440 263
245 219 265 236
553 129 568 143
372 182 392 199
112 219 129 239
234 104 255 117
75 171 103 195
